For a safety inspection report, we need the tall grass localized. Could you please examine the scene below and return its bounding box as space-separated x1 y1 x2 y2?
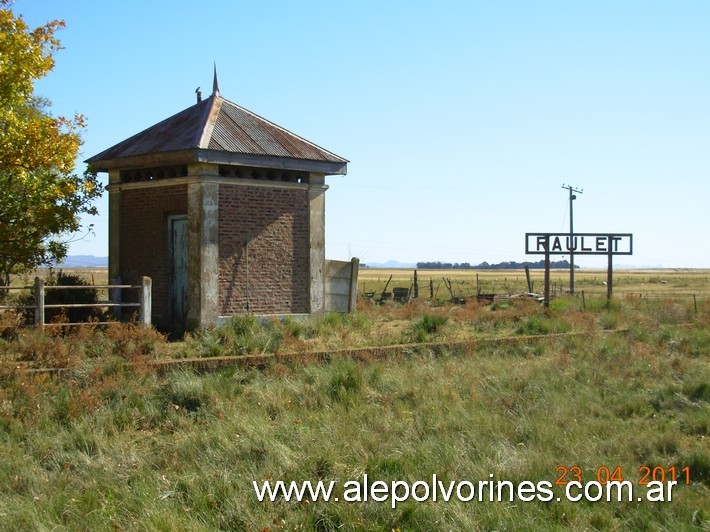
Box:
0 300 707 529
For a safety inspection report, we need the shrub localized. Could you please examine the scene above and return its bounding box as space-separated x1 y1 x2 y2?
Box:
160 371 209 413
0 322 165 368
187 315 283 357
682 451 710 486
684 381 710 402
0 310 23 340
314 312 347 337
225 316 282 355
598 312 619 330
326 359 363 402
412 314 448 342
517 315 550 335
282 316 316 340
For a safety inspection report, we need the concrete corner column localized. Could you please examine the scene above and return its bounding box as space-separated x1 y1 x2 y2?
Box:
186 179 219 330
107 170 121 284
308 174 328 315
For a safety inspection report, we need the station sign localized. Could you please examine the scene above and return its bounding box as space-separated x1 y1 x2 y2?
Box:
524 231 634 307
525 233 633 256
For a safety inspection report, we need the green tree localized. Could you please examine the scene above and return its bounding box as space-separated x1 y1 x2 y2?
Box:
0 1 101 286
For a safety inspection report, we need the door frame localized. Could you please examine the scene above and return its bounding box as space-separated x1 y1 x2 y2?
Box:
167 214 189 330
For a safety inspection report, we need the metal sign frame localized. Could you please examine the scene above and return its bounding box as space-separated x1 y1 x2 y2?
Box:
525 233 633 256
524 232 633 307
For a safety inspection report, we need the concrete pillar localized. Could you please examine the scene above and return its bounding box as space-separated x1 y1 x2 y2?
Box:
308 174 328 314
186 172 219 330
107 170 121 284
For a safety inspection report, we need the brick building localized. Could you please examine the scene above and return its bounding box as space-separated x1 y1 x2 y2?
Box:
87 74 348 331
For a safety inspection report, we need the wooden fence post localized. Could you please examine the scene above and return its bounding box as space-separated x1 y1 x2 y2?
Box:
139 276 152 326
34 276 45 330
525 266 533 293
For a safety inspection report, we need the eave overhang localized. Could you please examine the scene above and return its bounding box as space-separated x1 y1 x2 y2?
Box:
87 149 347 175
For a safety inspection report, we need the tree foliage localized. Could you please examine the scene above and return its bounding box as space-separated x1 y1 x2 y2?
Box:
0 1 101 285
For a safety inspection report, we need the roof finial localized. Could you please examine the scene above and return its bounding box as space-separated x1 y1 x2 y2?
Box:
212 62 221 97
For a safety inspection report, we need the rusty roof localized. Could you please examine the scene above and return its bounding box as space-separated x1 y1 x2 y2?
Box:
86 94 348 174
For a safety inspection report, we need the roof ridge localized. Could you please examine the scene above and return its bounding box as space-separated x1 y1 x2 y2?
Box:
198 96 223 149
220 98 348 164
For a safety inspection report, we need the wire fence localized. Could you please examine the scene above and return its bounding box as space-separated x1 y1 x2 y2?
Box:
359 273 707 314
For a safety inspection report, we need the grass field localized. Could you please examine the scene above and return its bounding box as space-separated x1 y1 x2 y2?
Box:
360 268 710 302
16 266 710 301
0 274 708 529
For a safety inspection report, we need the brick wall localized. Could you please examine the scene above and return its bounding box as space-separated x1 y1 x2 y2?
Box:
219 184 310 315
120 185 188 326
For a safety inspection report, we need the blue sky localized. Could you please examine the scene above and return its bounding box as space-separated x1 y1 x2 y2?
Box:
14 0 710 268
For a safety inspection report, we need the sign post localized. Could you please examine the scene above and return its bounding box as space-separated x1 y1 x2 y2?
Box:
607 249 613 302
525 233 633 307
544 244 551 308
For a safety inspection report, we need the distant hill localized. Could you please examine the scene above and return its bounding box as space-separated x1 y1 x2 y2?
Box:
55 255 108 268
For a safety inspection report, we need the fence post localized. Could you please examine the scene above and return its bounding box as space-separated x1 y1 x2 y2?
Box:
348 258 360 313
110 276 122 320
139 276 152 326
34 276 45 330
525 266 533 293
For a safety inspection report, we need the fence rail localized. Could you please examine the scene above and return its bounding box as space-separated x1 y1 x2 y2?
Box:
0 276 151 330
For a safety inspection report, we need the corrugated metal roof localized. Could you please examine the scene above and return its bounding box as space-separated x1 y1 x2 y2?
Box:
87 99 212 162
86 94 348 169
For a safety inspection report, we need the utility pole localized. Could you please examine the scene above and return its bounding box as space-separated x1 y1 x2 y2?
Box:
561 184 583 294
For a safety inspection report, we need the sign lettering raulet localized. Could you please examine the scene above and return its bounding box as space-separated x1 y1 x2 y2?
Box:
526 233 633 256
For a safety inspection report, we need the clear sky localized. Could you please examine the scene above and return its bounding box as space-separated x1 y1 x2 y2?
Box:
13 0 710 268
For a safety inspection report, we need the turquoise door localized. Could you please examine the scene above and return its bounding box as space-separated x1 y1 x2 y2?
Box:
169 215 188 328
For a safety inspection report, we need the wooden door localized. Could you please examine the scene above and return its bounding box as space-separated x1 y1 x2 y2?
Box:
169 215 188 328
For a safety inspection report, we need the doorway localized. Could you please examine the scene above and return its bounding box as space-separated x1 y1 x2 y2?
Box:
168 215 188 330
